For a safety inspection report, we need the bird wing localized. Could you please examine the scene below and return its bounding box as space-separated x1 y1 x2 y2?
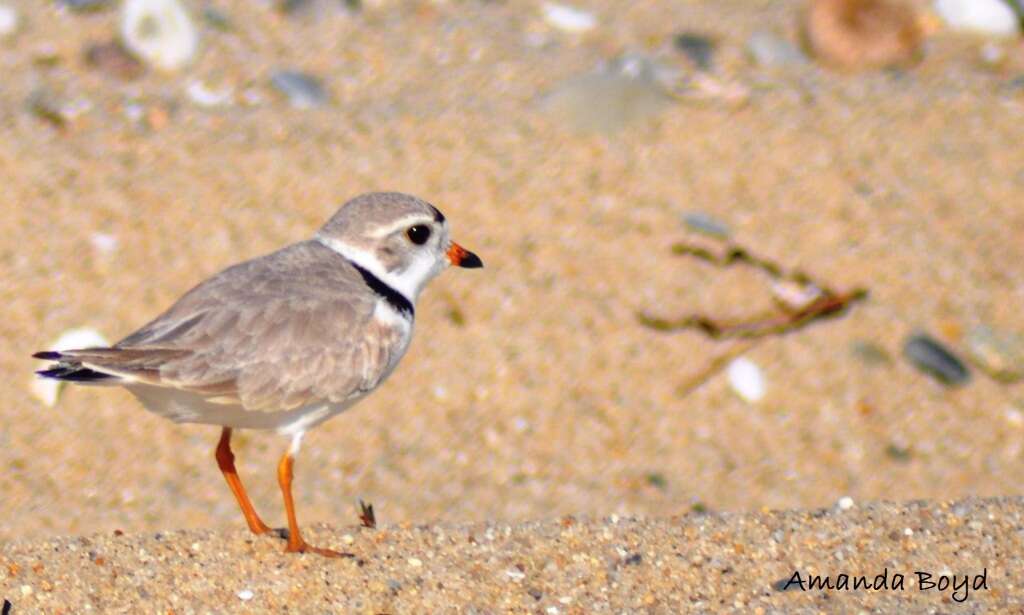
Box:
38 241 409 412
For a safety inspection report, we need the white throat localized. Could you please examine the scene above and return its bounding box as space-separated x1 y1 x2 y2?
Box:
316 235 440 302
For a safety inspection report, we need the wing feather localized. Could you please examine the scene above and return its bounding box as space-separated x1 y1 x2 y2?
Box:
40 241 410 413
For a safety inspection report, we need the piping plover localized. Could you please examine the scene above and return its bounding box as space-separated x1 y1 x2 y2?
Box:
33 192 482 557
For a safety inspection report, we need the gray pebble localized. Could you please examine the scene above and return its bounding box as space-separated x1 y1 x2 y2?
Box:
683 212 730 238
965 325 1024 383
202 5 231 31
541 54 672 134
673 32 716 71
746 31 806 67
270 70 328 109
27 89 91 128
903 333 970 386
850 340 891 367
278 0 311 14
278 0 358 16
58 0 110 11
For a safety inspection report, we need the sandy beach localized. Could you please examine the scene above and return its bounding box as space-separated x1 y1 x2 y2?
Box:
3 496 1023 612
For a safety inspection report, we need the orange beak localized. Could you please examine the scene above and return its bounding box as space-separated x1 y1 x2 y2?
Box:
447 242 483 268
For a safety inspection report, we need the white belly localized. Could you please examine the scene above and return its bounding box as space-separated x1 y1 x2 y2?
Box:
126 384 365 435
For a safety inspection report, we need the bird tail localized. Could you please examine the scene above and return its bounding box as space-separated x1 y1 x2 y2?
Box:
33 350 122 384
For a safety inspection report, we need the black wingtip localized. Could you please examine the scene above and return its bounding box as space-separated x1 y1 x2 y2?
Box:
33 351 63 360
36 366 114 382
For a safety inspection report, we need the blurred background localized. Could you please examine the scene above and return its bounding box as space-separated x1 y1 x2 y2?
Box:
2 0 1024 540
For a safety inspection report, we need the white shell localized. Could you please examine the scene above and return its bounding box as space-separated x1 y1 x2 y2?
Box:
727 357 766 403
120 0 198 71
934 0 1021 37
770 279 823 312
0 4 19 39
90 233 119 255
542 3 596 33
186 79 234 107
30 327 110 407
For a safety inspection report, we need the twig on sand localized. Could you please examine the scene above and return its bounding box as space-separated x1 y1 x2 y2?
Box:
637 241 868 340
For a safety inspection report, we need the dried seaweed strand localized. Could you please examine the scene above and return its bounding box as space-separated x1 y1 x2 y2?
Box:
638 241 868 339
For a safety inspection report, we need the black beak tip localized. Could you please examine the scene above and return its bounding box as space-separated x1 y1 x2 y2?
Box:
460 251 483 269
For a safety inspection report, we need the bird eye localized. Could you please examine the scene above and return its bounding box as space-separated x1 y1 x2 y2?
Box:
406 225 431 245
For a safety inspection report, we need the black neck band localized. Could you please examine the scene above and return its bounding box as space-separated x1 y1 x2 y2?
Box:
349 261 414 318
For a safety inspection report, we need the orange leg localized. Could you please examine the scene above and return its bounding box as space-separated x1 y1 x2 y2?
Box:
215 428 272 535
277 450 348 557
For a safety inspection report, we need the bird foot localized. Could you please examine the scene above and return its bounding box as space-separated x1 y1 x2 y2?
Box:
284 539 353 558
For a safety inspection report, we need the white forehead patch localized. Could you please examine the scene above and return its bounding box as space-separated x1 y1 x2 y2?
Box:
368 215 440 239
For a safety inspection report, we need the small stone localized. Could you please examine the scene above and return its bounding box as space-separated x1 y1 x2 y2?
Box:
121 0 199 71
277 0 312 14
673 32 716 71
0 4 19 39
1005 74 1024 91
506 569 526 581
727 357 766 403
31 327 110 407
202 5 231 31
27 90 93 129
903 333 970 386
683 212 730 238
645 472 667 490
84 41 146 81
770 280 823 312
1005 405 1024 427
237 589 254 601
980 41 1006 65
542 3 596 33
541 54 672 134
146 105 170 131
934 0 1021 37
270 70 328 109
186 79 234 107
885 442 913 462
850 340 892 366
408 557 423 567
747 31 807 67
90 233 119 255
965 325 1024 382
58 0 111 12
837 496 854 510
